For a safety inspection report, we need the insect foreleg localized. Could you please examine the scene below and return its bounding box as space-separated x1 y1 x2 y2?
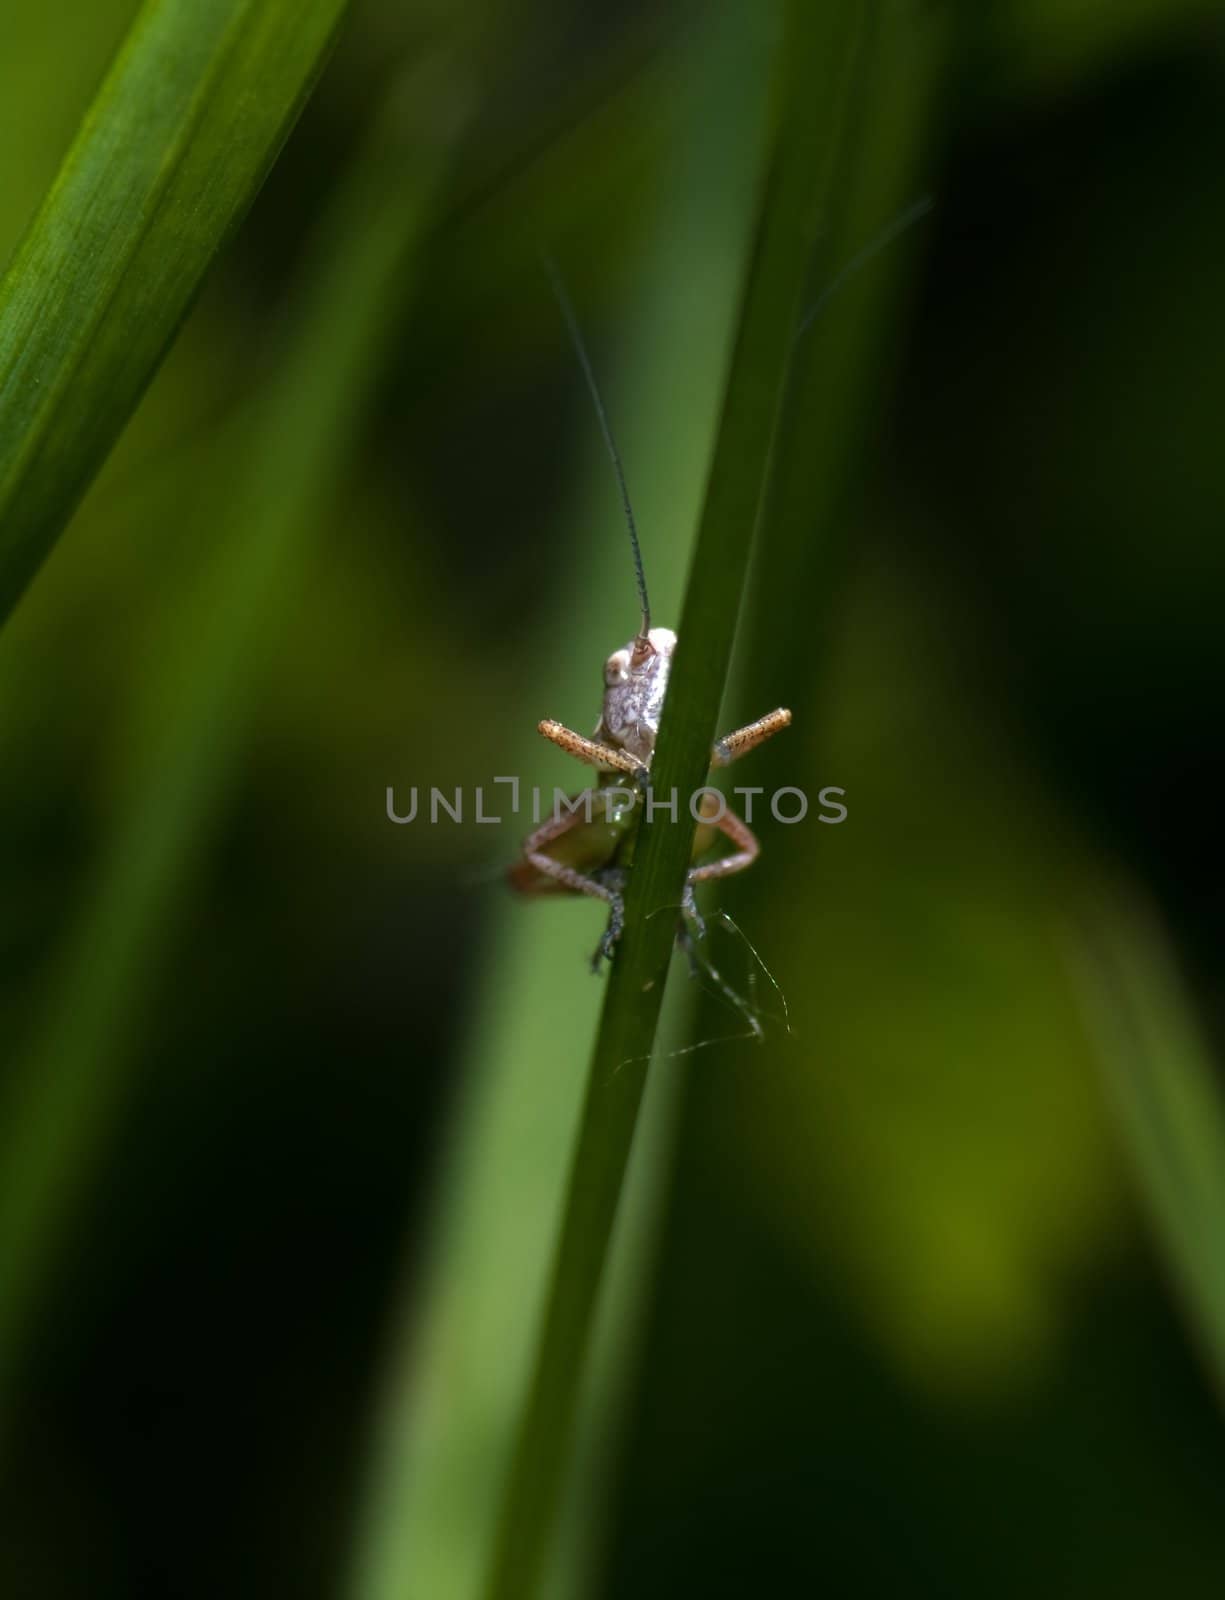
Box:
711 708 791 768
538 719 647 779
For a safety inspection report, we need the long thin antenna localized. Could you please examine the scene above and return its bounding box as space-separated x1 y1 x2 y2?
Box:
540 250 652 645
794 193 935 341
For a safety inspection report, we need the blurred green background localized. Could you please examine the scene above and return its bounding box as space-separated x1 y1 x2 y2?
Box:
4 0 1225 1594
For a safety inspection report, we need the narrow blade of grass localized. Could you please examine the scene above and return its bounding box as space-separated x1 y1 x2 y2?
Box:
736 0 950 721
1069 879 1225 1403
480 4 883 1594
343 14 773 1599
0 64 459 1405
0 0 351 628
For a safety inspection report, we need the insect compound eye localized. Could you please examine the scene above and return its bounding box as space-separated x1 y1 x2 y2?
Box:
604 651 630 686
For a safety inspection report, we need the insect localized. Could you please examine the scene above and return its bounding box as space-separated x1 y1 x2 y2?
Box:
509 261 791 968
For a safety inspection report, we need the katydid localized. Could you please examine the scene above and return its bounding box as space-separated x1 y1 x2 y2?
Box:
510 260 790 967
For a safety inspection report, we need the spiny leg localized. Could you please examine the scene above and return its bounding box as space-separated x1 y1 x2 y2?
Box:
684 809 761 940
688 807 761 883
711 707 791 768
680 882 706 941
538 719 646 780
522 809 626 969
587 868 627 969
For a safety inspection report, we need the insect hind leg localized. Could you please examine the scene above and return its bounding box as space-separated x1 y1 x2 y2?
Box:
675 922 765 1044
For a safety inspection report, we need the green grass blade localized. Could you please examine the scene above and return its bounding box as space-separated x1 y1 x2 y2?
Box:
0 65 457 1403
480 4 881 1595
1069 880 1225 1402
0 0 350 628
343 16 772 1599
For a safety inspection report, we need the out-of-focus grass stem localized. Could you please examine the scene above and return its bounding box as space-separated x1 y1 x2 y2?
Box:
0 0 352 627
1070 880 1225 1406
0 60 463 1414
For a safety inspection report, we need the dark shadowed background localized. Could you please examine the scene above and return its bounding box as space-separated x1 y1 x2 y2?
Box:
3 0 1225 1595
